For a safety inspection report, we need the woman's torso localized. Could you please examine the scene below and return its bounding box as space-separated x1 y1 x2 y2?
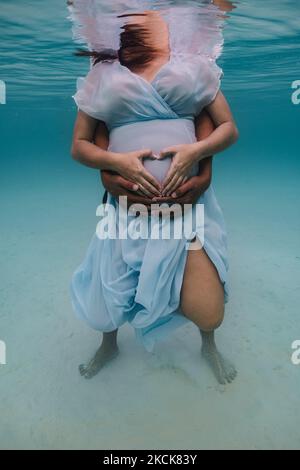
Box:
74 56 221 130
108 118 199 183
74 56 222 181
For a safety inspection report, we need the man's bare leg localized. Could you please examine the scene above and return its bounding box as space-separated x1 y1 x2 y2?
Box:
79 330 119 379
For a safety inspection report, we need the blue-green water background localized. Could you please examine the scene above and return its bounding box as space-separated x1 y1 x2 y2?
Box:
0 0 300 450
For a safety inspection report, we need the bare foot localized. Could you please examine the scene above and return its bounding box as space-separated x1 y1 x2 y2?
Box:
200 330 237 385
202 345 237 384
79 331 119 379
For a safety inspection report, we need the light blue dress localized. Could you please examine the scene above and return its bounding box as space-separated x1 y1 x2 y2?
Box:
71 53 229 352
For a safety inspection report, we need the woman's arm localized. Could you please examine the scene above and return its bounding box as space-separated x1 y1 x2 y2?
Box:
160 91 238 195
71 111 121 170
94 121 140 200
161 91 238 166
169 110 214 201
192 91 239 160
71 111 160 196
94 121 139 195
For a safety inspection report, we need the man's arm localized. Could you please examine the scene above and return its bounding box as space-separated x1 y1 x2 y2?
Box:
94 120 110 151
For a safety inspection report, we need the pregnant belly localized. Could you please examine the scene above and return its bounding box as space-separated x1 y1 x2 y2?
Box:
108 119 199 184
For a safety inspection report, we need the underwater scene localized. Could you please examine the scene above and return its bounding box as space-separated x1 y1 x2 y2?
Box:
0 0 300 450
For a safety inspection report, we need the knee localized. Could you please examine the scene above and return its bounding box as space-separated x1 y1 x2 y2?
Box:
181 289 225 331
199 307 224 331
192 303 225 332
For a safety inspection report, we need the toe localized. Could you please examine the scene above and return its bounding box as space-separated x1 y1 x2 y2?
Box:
79 364 87 375
228 369 237 382
84 368 96 380
218 374 227 385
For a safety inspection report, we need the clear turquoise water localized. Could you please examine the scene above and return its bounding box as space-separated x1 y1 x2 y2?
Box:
0 0 300 450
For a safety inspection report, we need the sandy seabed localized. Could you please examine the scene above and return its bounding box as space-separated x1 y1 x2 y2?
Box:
0 154 300 451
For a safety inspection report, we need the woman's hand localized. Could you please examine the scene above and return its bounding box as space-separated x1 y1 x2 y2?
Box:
159 143 200 196
154 156 212 205
101 156 212 211
168 158 212 204
115 149 161 197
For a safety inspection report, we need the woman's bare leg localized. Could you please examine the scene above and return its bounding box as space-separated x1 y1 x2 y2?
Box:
181 240 236 384
79 329 119 379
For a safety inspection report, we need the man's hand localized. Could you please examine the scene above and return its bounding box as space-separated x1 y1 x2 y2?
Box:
101 170 154 206
101 157 212 208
